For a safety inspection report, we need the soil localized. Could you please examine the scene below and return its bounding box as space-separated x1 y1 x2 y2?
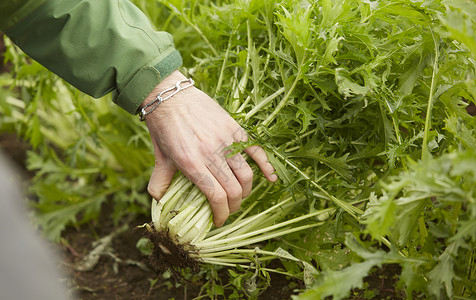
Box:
0 131 28 163
467 101 476 116
147 226 200 273
59 208 304 300
61 209 199 300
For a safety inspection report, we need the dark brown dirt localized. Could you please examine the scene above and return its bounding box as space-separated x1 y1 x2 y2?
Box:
147 226 200 274
350 264 405 299
467 101 476 116
0 32 12 74
60 212 199 300
59 208 299 300
0 133 29 168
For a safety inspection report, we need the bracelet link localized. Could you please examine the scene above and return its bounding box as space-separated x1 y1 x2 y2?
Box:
139 78 195 121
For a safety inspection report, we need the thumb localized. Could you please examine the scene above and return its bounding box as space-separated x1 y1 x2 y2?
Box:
147 141 178 201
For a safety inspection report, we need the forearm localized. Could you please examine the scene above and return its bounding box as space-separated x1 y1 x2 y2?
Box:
1 0 182 114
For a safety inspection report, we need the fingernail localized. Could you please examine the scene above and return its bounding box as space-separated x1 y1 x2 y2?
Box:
270 174 278 181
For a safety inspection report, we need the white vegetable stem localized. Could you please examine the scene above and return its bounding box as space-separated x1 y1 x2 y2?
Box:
150 173 336 266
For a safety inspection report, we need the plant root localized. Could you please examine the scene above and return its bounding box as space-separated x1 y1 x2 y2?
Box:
145 225 200 274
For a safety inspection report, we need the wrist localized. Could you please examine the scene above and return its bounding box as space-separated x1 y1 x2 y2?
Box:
141 70 187 109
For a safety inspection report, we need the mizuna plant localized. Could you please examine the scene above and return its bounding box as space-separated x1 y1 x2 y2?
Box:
144 172 339 273
1 0 475 298
141 0 476 298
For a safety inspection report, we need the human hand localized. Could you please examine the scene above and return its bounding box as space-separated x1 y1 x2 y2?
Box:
142 70 277 227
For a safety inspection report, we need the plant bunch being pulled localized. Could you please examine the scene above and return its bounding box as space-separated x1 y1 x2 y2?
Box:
144 172 341 274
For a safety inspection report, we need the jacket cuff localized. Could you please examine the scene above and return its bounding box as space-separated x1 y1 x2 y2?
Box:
114 49 182 114
0 0 48 30
3 0 183 115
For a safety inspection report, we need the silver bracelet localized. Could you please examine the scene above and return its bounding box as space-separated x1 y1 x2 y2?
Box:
139 78 195 121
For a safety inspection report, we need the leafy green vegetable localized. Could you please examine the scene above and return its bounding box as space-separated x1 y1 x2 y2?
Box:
1 0 475 298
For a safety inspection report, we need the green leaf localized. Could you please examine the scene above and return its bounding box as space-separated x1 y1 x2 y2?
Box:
136 237 153 256
276 4 312 66
399 261 428 297
294 101 316 133
273 247 319 288
35 196 104 241
282 224 352 272
295 259 380 300
27 114 42 148
398 55 429 96
291 148 353 181
441 2 476 58
427 240 460 298
362 192 396 240
266 150 293 185
335 68 370 98
445 115 476 150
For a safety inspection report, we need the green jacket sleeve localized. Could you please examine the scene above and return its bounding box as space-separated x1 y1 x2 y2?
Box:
1 0 182 114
